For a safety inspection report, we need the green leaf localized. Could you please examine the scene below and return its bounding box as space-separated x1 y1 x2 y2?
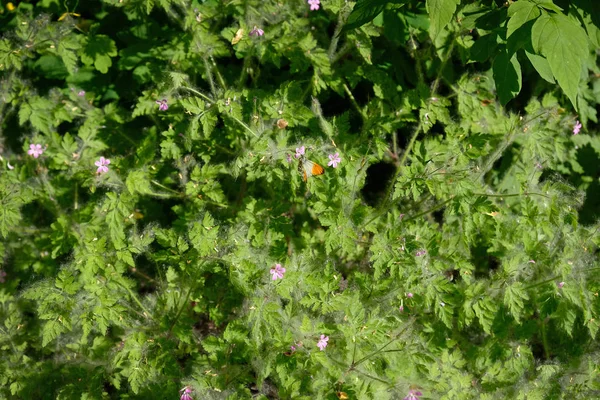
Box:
426 0 460 40
343 0 388 32
531 13 588 109
126 169 152 195
0 39 23 71
503 282 529 323
525 51 555 83
80 34 118 74
506 0 540 39
492 49 522 105
469 33 498 63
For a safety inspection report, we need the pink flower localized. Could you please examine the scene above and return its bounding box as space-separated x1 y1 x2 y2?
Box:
77 90 85 97
95 156 111 174
399 305 404 312
286 153 293 163
28 144 44 158
308 0 320 10
557 281 565 289
404 389 422 400
270 263 286 280
155 99 168 111
180 386 193 400
528 260 536 264
290 345 296 352
573 120 582 135
415 249 426 257
295 146 305 159
327 153 341 168
249 26 264 37
317 334 329 351
406 292 413 298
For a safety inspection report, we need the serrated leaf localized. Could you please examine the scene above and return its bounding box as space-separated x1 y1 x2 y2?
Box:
531 13 588 109
507 0 540 38
343 0 388 32
525 51 555 83
427 0 459 40
80 34 118 74
492 49 522 105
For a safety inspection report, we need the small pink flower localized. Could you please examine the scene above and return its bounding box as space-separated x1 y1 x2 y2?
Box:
28 144 44 158
404 389 422 400
0 270 6 283
308 0 320 10
399 305 404 312
317 334 329 351
270 263 286 280
155 99 168 111
290 345 296 352
327 153 341 168
77 90 85 97
95 156 111 174
249 26 264 37
295 146 305 159
557 281 565 289
415 249 426 257
286 153 293 163
406 292 413 298
573 120 582 135
180 386 193 400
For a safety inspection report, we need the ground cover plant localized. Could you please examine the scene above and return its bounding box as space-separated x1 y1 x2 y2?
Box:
1 0 600 398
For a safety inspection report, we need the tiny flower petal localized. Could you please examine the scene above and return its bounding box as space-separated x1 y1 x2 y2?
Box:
327 153 341 168
295 146 305 159
28 144 44 158
317 334 329 350
308 0 320 10
406 292 414 298
95 157 111 174
399 305 404 312
557 281 565 289
270 263 286 280
155 99 168 111
573 120 582 135
180 386 193 400
249 26 264 37
415 249 426 257
77 90 85 96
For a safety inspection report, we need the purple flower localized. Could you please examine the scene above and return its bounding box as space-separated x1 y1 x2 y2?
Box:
317 334 329 351
77 90 85 97
557 281 565 289
155 99 168 111
404 389 422 400
28 144 44 158
270 263 286 280
399 305 404 312
286 153 293 163
415 249 426 257
295 146 305 159
95 156 111 174
180 386 193 400
249 26 264 37
290 345 296 352
327 153 341 168
573 120 582 135
308 0 320 10
0 270 6 283
406 292 413 298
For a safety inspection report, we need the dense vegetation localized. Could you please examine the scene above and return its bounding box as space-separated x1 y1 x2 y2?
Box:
1 0 600 398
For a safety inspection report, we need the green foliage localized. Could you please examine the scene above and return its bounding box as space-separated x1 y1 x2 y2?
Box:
1 0 600 399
